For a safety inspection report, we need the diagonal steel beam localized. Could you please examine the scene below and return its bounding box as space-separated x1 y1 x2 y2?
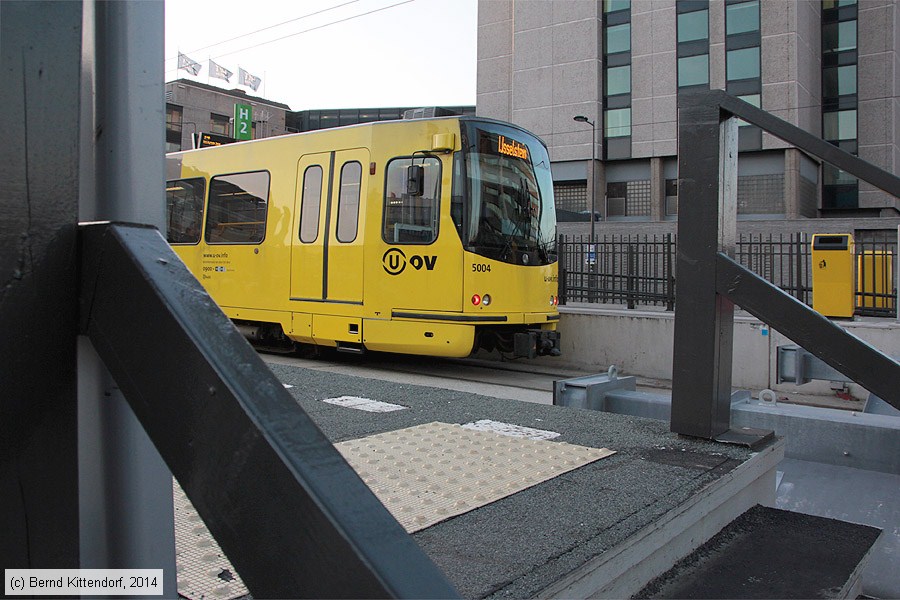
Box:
716 253 900 411
707 89 900 199
78 222 458 599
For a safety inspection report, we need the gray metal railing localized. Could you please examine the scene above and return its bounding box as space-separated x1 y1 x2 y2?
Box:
79 223 459 598
670 89 900 442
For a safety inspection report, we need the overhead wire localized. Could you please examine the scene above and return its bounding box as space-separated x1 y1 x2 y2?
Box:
165 0 416 78
165 0 361 63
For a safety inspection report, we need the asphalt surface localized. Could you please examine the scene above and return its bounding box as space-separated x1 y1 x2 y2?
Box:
267 360 763 599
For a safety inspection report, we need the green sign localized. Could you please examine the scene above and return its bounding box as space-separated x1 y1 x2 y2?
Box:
234 103 252 140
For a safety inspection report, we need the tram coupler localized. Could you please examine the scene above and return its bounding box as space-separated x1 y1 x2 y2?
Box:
514 329 561 359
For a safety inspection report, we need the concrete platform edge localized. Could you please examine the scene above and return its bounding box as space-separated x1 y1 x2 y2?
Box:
839 532 882 599
538 437 785 599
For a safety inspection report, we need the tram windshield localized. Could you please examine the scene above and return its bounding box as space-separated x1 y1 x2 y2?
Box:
455 121 557 266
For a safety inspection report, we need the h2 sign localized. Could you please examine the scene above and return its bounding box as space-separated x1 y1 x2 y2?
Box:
234 103 252 140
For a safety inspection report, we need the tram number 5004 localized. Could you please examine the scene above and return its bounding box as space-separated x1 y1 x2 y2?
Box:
472 264 491 273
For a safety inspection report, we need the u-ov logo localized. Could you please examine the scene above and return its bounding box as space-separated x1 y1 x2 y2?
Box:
383 248 407 275
382 248 438 275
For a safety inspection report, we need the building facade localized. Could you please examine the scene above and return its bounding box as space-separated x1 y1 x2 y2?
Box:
165 79 291 152
165 79 475 152
476 0 900 223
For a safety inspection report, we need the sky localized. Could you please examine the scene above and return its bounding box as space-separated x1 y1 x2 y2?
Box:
164 0 477 111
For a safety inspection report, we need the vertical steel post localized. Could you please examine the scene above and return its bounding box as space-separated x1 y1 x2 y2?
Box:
0 0 83 568
671 97 738 439
77 1 176 593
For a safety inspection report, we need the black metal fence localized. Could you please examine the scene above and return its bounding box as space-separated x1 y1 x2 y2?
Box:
558 232 897 316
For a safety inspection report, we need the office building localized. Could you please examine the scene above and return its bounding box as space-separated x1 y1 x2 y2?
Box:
477 0 900 222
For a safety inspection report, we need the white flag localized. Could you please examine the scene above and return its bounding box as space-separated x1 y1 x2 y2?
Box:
209 60 233 82
238 67 261 91
177 52 201 76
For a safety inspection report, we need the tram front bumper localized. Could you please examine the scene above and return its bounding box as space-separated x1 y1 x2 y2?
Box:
514 329 561 359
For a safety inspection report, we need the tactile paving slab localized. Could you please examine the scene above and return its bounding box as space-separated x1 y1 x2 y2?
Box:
335 421 615 532
173 480 248 600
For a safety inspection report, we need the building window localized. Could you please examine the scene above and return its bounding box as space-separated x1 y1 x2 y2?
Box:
382 157 441 244
606 65 631 96
824 110 857 141
604 0 630 12
822 0 858 209
299 165 323 243
737 174 786 215
336 161 362 243
166 104 183 152
605 23 631 54
725 0 760 35
165 178 204 244
726 47 761 81
678 55 709 87
665 179 678 216
677 9 708 42
736 94 760 127
206 171 270 244
606 180 651 217
210 113 230 135
553 183 588 213
726 0 761 150
823 65 857 98
677 2 709 89
605 108 632 138
603 0 631 159
823 20 857 54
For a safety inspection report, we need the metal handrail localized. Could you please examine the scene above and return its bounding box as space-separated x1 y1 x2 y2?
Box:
79 222 458 599
671 90 900 441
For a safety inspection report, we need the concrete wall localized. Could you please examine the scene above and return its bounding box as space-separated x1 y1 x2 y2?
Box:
539 304 900 401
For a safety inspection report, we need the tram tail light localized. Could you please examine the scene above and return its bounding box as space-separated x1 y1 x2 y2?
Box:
471 294 482 306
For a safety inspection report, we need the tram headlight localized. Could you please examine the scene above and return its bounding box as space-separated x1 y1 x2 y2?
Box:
482 294 491 306
550 295 555 306
471 294 482 306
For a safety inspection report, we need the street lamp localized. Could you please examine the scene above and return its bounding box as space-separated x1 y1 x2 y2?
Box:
574 115 597 302
573 115 596 242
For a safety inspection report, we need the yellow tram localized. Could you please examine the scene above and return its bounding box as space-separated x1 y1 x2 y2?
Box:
165 116 560 358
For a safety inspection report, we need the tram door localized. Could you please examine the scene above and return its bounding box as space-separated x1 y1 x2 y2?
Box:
291 149 368 304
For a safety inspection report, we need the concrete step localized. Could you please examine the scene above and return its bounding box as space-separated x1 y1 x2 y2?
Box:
636 505 882 599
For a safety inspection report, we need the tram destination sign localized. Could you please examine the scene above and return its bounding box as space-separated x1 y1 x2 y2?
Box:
477 128 530 162
194 132 236 149
497 135 528 160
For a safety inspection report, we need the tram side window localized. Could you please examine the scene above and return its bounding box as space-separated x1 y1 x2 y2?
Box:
382 157 441 244
299 165 323 243
336 161 361 243
166 177 205 244
206 171 270 244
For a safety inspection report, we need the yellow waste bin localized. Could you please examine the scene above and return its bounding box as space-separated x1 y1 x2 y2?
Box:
811 233 855 318
857 250 894 309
